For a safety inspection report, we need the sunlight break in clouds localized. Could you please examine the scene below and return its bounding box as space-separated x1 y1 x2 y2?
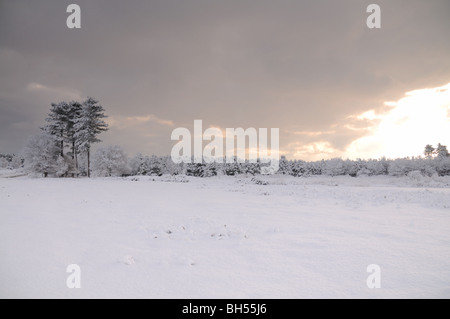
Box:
108 114 174 129
345 83 450 159
26 82 82 102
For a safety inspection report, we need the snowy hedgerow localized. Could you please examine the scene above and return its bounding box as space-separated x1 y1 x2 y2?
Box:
164 156 185 175
203 162 220 177
186 163 205 177
290 160 306 176
147 155 165 176
407 170 424 181
278 156 292 175
0 155 9 168
0 154 23 170
9 154 24 169
344 159 366 177
130 153 150 176
366 159 388 176
388 158 412 176
356 168 372 177
435 157 450 176
419 158 437 177
387 157 433 177
92 145 130 177
239 161 261 176
322 158 346 176
130 155 183 176
185 160 222 177
224 162 242 176
0 157 8 169
24 132 60 177
306 161 323 176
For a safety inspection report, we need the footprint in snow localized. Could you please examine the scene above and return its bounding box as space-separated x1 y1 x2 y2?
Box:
121 255 135 266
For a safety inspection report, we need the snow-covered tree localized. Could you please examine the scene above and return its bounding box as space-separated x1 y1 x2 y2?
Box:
9 154 24 169
435 157 450 176
65 101 83 169
0 154 24 170
23 132 59 177
306 160 323 176
343 159 365 177
203 161 220 177
43 101 72 157
147 155 165 176
74 97 109 177
92 145 129 177
289 160 304 176
224 157 242 176
241 160 261 176
435 143 449 159
43 100 83 169
186 163 205 177
278 156 291 175
421 158 437 177
424 144 435 158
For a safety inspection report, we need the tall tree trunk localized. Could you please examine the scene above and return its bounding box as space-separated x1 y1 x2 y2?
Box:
87 148 90 178
60 129 64 157
73 140 78 170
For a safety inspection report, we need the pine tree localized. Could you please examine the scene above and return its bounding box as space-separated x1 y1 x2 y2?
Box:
435 143 449 159
424 144 435 158
44 102 71 157
74 97 109 177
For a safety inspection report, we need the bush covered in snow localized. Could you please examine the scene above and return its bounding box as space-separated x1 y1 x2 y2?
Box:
435 157 450 176
0 154 24 170
92 145 130 177
23 133 60 177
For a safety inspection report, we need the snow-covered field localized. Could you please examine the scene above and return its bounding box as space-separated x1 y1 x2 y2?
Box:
1 173 450 298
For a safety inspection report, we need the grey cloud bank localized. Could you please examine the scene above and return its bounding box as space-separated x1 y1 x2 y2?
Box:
1 0 449 159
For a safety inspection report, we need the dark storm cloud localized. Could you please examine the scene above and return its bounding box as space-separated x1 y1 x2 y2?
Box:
1 0 449 158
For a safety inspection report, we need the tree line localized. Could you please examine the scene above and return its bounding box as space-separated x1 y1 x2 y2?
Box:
123 153 450 178
78 147 450 178
4 97 450 179
424 144 449 159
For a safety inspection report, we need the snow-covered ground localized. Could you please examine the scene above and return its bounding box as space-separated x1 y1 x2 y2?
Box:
1 173 450 298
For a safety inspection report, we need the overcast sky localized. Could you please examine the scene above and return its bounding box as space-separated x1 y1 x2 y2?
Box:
1 0 449 160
